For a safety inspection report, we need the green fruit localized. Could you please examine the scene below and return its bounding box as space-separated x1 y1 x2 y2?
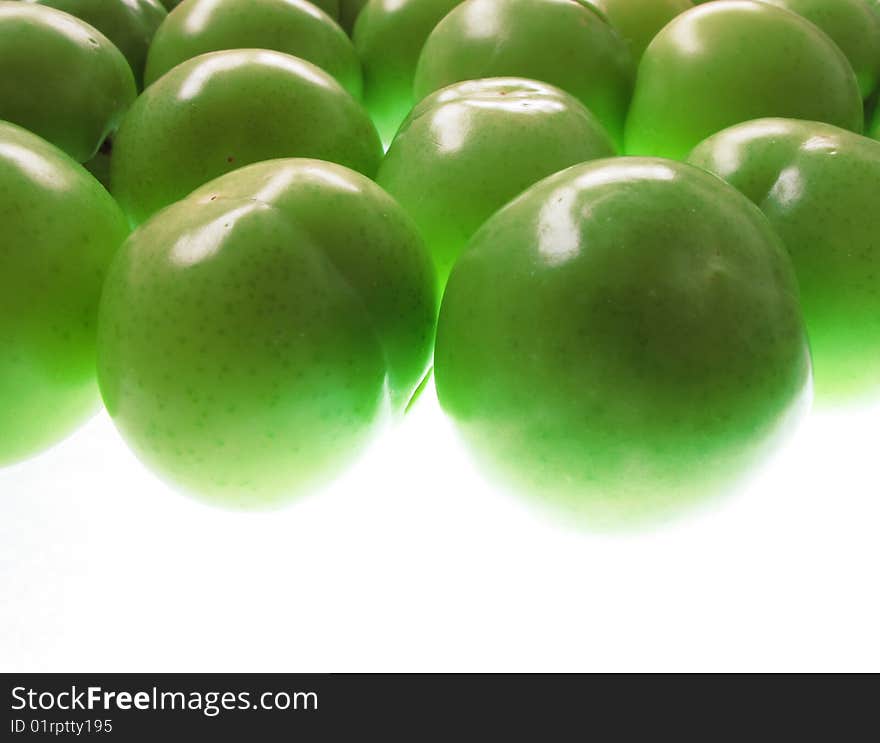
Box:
689 118 880 403
24 0 167 90
98 158 436 506
160 0 341 17
592 0 693 62
625 0 863 160
111 49 382 226
0 121 129 465
302 0 339 18
145 0 361 98
0 2 136 162
758 0 880 98
354 0 464 147
377 78 616 290
435 157 811 527
415 0 634 148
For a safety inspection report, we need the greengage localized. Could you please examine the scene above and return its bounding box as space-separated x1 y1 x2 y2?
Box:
689 118 880 402
414 0 634 149
0 122 129 465
625 0 863 159
377 78 616 290
98 159 436 506
435 158 811 526
145 0 361 98
111 49 382 226
0 2 136 162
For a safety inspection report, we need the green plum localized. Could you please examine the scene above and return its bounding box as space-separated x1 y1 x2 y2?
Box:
24 0 168 89
0 122 129 465
301 0 339 18
435 158 811 527
0 2 136 162
415 0 634 148
98 158 436 507
377 78 616 290
111 49 382 226
160 0 342 15
145 0 361 98
625 0 863 160
354 0 464 147
689 118 880 402
592 0 693 62
339 0 368 34
758 0 880 98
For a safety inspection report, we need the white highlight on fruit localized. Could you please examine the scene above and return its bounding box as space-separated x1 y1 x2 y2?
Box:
537 185 583 268
538 161 677 268
705 119 791 177
768 166 805 209
0 142 68 192
183 0 223 34
177 50 334 102
170 203 256 267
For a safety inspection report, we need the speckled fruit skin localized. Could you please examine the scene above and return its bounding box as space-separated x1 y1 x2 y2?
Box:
145 0 362 98
25 0 168 90
111 49 382 226
759 0 880 99
98 159 436 507
435 158 811 527
0 2 136 162
377 78 616 290
592 0 693 62
415 0 634 149
354 0 464 147
0 122 129 466
625 1 863 160
689 118 880 403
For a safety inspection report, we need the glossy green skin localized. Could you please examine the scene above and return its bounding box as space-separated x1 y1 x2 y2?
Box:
354 0 464 146
0 122 129 465
415 0 634 149
26 0 167 90
0 2 136 162
592 0 693 62
435 158 811 527
160 0 342 16
98 159 436 506
689 119 880 402
111 49 382 226
145 0 361 98
759 0 880 98
339 0 368 34
625 1 863 160
303 0 339 18
377 78 616 290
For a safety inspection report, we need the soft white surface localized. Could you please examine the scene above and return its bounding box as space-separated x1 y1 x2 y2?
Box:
2 384 878 672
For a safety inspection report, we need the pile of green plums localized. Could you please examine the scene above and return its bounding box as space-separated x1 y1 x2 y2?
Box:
2 0 880 526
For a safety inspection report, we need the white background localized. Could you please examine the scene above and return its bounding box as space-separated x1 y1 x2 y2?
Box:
2 381 878 672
